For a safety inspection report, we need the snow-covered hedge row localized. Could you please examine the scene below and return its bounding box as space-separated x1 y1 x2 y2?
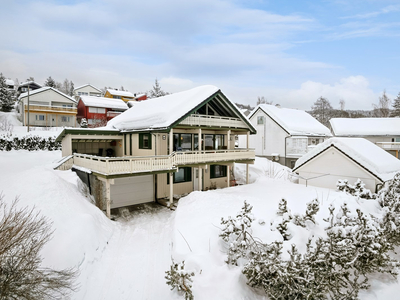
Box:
0 135 61 151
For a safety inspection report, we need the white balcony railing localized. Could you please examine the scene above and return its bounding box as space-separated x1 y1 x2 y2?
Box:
179 114 246 128
376 142 400 151
24 104 77 114
70 149 255 176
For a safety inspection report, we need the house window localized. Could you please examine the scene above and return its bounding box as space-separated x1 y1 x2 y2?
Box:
167 167 192 184
257 116 264 125
139 133 152 149
113 96 122 99
395 138 400 143
88 107 106 114
62 104 73 108
61 116 70 122
78 92 88 96
173 133 192 151
210 165 227 178
204 134 225 150
36 115 45 121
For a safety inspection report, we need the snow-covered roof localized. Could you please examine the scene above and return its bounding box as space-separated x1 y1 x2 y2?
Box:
330 118 400 136
19 87 76 103
106 89 134 98
251 104 332 136
107 85 221 131
79 96 128 110
135 93 146 99
294 137 400 182
74 84 102 93
6 79 14 86
18 81 42 88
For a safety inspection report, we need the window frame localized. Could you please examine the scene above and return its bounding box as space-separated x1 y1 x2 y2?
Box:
139 133 152 149
257 116 264 125
167 167 192 184
210 165 227 179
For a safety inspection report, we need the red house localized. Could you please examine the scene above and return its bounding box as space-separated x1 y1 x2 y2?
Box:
77 96 128 127
134 93 147 101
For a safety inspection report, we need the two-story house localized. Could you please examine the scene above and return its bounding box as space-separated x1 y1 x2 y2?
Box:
18 87 77 127
73 84 102 98
76 96 128 127
104 89 135 102
55 85 256 218
330 118 400 159
246 104 332 168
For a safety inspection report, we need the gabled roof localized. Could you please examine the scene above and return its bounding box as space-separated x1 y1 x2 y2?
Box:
79 96 128 110
330 118 400 136
293 137 400 182
18 81 42 89
106 89 134 98
106 85 256 133
74 84 102 93
249 104 332 136
19 87 76 103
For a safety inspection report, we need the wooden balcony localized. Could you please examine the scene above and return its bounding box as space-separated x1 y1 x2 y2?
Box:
68 149 255 176
179 114 247 128
24 104 77 114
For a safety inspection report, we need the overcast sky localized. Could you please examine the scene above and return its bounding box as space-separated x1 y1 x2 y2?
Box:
1 0 399 110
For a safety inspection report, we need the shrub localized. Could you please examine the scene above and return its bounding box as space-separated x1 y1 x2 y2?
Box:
165 260 194 300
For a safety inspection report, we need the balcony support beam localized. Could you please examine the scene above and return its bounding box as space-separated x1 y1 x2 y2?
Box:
169 128 173 155
169 172 174 207
246 163 249 184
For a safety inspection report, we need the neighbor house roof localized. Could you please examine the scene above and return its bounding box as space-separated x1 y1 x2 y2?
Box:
19 87 76 103
330 118 400 136
106 89 134 98
106 85 255 133
250 104 332 136
18 81 42 88
74 84 102 93
293 137 400 182
79 96 128 110
6 79 14 86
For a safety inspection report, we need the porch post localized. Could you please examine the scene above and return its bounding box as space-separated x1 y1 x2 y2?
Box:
227 130 231 150
198 128 202 152
105 179 111 218
246 164 249 184
198 166 202 191
169 172 174 207
169 128 174 155
247 131 250 148
227 165 230 187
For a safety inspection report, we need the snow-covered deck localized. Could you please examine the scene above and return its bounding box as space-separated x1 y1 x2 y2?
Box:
70 149 255 176
179 114 247 128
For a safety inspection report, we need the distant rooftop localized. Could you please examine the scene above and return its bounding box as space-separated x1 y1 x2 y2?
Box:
330 118 400 136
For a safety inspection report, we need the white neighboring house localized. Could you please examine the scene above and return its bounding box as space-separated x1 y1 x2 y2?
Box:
73 84 102 98
330 118 400 159
18 87 77 127
245 104 332 168
293 137 400 192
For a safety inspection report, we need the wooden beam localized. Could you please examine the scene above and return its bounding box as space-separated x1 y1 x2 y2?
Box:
169 172 174 207
169 128 173 155
105 179 111 218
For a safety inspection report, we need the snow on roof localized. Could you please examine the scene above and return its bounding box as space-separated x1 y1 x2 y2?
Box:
80 96 128 110
6 79 14 86
330 118 400 136
107 85 220 131
106 89 134 98
294 137 400 182
18 81 42 88
74 84 102 92
254 104 332 136
19 87 76 103
135 93 146 98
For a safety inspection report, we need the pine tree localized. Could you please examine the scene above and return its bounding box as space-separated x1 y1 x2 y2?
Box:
148 79 168 98
310 97 333 127
0 73 13 112
44 76 57 88
391 92 400 117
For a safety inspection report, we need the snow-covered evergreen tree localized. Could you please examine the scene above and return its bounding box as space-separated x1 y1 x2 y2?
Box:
148 79 168 98
44 76 57 88
391 92 400 117
0 73 13 112
165 260 194 300
337 178 375 199
220 201 255 265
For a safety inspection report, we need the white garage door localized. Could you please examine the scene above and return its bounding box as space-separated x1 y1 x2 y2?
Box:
110 175 154 209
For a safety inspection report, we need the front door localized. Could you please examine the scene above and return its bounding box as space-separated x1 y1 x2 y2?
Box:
193 168 199 191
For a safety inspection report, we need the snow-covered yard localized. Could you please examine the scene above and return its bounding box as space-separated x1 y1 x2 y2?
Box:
1 113 400 299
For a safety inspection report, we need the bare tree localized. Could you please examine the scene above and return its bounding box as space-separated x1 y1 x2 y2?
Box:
372 90 391 117
310 96 333 127
256 96 273 106
0 194 77 299
339 99 345 111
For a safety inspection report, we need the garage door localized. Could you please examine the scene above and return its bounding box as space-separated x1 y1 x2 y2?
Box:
110 175 154 209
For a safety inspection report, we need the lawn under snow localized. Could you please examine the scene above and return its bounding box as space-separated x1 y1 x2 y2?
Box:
1 117 400 299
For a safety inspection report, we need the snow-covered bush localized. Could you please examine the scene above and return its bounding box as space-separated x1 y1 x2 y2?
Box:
292 198 319 228
337 179 376 199
165 260 194 300
0 135 60 151
220 201 255 265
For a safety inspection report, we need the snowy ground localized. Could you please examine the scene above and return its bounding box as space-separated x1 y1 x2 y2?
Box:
1 113 399 299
